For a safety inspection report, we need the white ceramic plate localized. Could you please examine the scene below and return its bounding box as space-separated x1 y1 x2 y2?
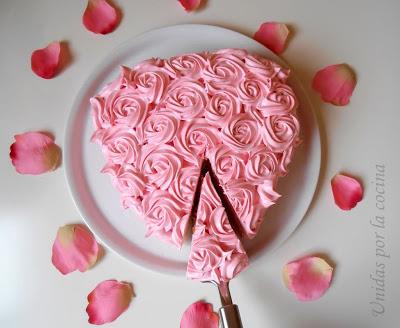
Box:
64 24 321 275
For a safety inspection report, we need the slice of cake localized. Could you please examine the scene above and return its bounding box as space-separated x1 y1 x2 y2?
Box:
187 173 249 282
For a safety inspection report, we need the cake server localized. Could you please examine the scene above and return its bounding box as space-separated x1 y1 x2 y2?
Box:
206 280 243 328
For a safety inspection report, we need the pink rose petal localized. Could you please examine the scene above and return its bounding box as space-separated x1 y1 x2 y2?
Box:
283 256 333 301
83 0 120 35
331 173 363 210
254 22 290 54
312 64 356 106
86 280 134 325
178 0 201 12
10 131 61 175
180 301 219 328
51 224 100 275
31 42 61 79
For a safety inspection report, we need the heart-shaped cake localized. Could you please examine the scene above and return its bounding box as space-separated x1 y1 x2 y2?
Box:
90 48 300 281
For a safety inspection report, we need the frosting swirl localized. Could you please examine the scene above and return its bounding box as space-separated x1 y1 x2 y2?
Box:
164 53 207 79
225 179 263 238
205 90 241 127
132 62 169 104
204 51 246 90
261 114 300 152
245 145 279 183
237 77 267 105
170 166 201 210
142 190 188 247
174 118 219 164
140 144 182 190
141 111 178 144
114 165 146 198
208 144 247 184
92 127 140 166
258 83 298 116
162 79 208 120
222 113 261 151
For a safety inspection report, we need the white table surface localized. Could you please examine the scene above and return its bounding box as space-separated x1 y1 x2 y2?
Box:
1 1 399 327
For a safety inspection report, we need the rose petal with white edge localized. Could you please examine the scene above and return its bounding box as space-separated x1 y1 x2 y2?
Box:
10 131 61 175
331 173 363 210
178 0 201 12
83 0 120 35
254 22 290 54
312 63 356 106
31 41 61 79
51 224 100 275
283 256 333 301
180 301 219 328
86 280 134 325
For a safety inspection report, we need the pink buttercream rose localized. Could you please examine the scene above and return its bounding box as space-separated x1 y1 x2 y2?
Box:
225 179 263 238
140 111 178 144
208 144 247 184
142 190 188 248
261 114 300 152
204 90 241 128
91 127 140 166
132 59 169 104
162 79 208 120
139 144 182 191
174 118 220 165
170 166 201 210
113 165 146 198
92 89 148 130
258 83 298 116
245 145 279 183
237 77 268 105
164 53 208 79
187 234 225 281
208 207 235 245
204 50 246 91
222 113 261 151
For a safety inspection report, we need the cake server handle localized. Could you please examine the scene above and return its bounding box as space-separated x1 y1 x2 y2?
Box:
210 280 243 328
219 304 243 328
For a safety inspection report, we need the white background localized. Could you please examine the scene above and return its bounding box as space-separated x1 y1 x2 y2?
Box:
1 0 399 327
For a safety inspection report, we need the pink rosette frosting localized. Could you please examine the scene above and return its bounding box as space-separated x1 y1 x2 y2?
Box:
162 79 208 120
174 118 220 165
208 144 247 184
142 190 188 248
140 144 182 191
187 234 248 283
113 165 146 198
208 206 236 245
224 179 264 238
140 111 178 144
261 114 300 152
170 166 201 210
258 83 298 116
204 90 241 128
222 113 261 151
164 53 208 79
92 127 140 166
237 77 268 106
204 50 246 90
245 145 279 183
132 61 169 104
